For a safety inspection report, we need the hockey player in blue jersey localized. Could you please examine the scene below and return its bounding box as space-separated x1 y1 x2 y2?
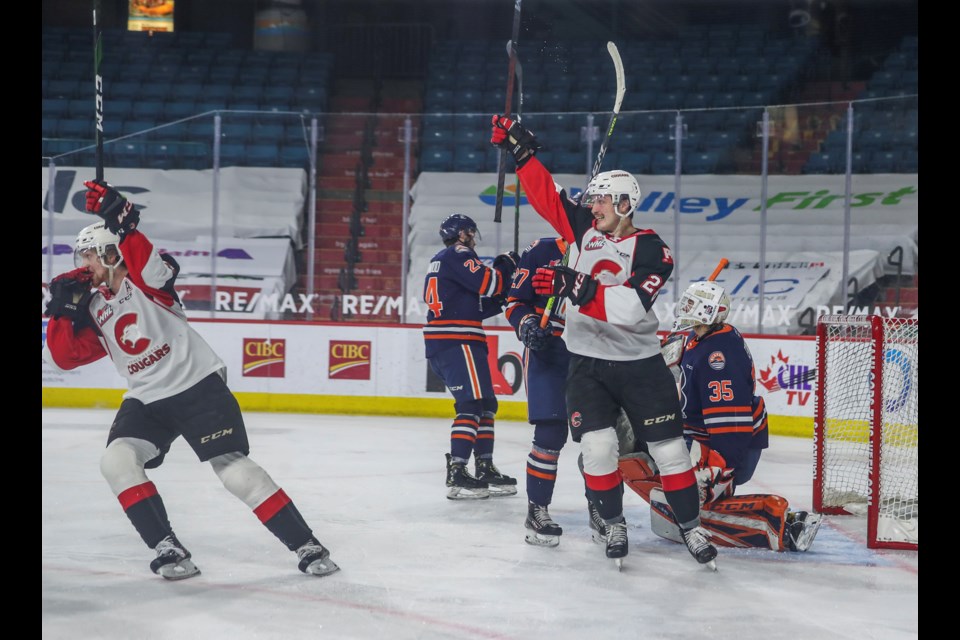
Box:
620 280 822 551
504 237 571 546
423 214 521 500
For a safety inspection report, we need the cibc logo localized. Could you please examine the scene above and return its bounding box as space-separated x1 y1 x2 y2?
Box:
329 340 371 380
242 338 286 378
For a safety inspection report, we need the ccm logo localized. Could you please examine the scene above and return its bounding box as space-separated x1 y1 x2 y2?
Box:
201 428 234 443
643 413 675 425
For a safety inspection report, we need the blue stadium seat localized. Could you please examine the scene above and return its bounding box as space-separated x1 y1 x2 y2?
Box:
453 149 486 172
420 148 453 172
246 143 280 166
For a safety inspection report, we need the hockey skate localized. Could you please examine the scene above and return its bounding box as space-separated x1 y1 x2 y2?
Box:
524 502 562 547
297 538 340 577
785 511 823 552
605 520 629 570
446 454 490 500
680 526 718 571
474 458 518 497
587 500 607 544
150 534 200 581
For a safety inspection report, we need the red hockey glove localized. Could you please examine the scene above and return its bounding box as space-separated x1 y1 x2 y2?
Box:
490 115 541 168
45 268 94 326
518 313 552 350
84 179 140 239
532 265 597 306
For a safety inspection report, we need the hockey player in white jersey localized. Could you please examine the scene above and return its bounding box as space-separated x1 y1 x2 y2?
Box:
491 115 717 570
42 180 339 580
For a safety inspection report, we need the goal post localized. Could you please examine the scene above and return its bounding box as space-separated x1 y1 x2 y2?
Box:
814 315 918 550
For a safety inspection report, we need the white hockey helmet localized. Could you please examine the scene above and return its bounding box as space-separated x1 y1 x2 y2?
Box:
581 170 641 218
74 221 123 268
672 281 731 332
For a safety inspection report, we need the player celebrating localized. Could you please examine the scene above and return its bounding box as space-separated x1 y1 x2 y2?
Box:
620 280 822 552
491 115 716 569
42 180 339 580
423 214 520 499
505 237 571 546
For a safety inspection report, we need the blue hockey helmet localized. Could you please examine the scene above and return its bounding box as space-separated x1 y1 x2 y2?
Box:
439 213 480 242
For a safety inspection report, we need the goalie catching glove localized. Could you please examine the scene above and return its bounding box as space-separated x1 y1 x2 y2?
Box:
532 265 597 306
518 314 552 350
84 179 140 239
490 115 542 168
45 268 94 327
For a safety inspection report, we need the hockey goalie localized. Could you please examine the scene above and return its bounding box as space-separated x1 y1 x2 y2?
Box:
620 281 821 552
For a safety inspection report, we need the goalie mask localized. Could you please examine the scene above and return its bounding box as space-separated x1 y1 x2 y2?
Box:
672 281 731 332
74 221 123 269
580 170 641 218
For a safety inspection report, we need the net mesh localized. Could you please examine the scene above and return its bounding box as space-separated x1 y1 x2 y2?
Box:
817 316 918 547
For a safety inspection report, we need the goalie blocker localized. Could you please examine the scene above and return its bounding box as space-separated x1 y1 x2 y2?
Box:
619 452 821 552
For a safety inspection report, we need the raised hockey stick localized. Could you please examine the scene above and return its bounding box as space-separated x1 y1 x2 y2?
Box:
493 0 523 224
507 39 524 253
93 0 105 182
539 41 625 328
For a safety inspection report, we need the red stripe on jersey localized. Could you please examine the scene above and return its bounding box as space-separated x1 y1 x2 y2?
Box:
117 481 159 511
707 425 755 435
452 433 477 441
584 470 622 491
253 489 292 523
424 334 488 342
462 345 481 398
702 405 752 415
661 468 697 492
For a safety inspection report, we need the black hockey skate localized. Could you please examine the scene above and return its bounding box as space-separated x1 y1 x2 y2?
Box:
297 537 340 576
474 458 518 496
446 454 490 500
587 500 607 544
150 534 200 581
605 520 629 570
680 526 718 571
524 502 562 547
785 511 823 552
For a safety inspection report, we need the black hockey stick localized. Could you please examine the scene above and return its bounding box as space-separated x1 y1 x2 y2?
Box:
539 41 625 328
93 0 104 181
507 39 524 253
493 0 523 224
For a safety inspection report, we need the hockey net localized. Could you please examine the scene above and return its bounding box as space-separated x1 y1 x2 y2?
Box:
814 315 918 550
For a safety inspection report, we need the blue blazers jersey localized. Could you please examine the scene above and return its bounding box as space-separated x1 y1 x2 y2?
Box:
423 243 509 358
679 324 769 474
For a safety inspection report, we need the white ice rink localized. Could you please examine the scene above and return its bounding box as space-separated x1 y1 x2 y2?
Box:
42 408 918 640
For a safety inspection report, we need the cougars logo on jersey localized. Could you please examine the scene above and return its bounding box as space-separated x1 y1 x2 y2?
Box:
115 314 151 355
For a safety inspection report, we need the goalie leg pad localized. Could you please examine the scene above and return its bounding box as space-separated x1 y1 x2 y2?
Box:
649 488 684 543
701 494 790 550
618 452 661 503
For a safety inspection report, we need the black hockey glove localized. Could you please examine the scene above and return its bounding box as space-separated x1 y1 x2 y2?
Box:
518 314 551 350
493 250 520 279
45 268 94 327
84 179 140 239
532 265 597 306
490 115 542 168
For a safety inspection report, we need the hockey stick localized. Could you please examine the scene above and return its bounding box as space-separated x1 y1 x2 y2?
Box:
493 0 523 224
507 39 524 253
539 41 625 328
93 0 104 182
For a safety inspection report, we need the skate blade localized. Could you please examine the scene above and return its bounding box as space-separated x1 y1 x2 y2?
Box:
795 514 823 552
305 558 341 577
524 531 560 547
158 559 201 581
615 558 623 571
446 487 490 500
590 531 606 545
487 485 518 497
704 559 718 572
